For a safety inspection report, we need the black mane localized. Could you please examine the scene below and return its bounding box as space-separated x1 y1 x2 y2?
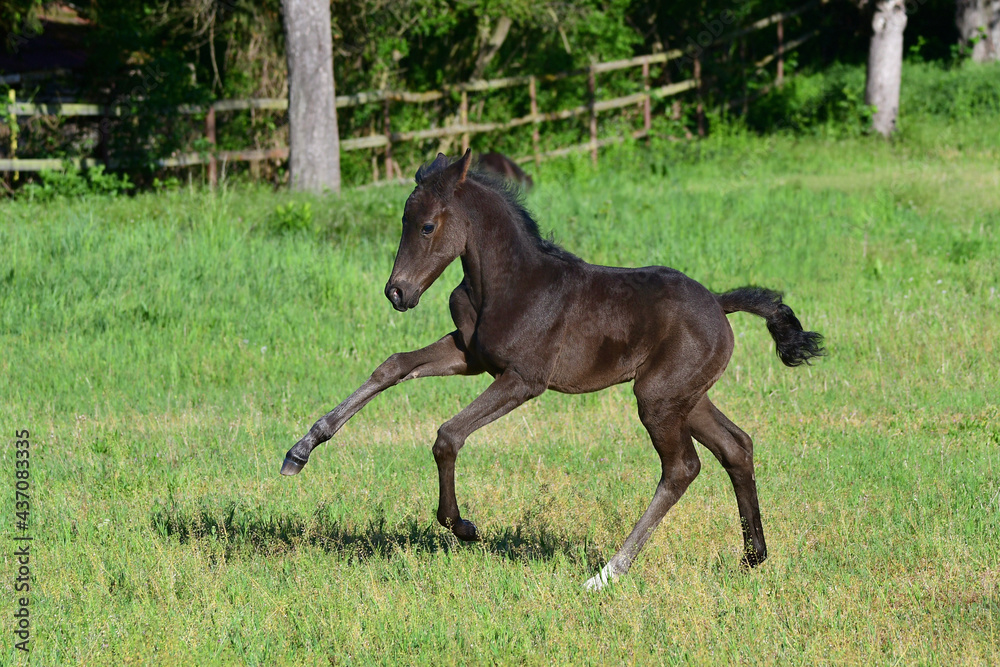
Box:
415 155 579 263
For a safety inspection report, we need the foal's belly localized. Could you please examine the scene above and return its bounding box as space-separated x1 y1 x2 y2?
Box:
544 285 655 393
545 318 650 392
547 356 636 394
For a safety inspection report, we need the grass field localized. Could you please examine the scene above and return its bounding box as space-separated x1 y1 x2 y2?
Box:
2 119 999 664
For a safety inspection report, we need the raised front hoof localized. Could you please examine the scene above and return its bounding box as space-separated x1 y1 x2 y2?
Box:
279 454 308 476
741 546 768 569
450 519 481 542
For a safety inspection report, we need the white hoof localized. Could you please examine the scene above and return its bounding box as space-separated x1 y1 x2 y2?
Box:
583 563 618 591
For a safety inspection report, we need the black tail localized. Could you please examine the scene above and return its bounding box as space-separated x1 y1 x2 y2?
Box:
716 286 825 367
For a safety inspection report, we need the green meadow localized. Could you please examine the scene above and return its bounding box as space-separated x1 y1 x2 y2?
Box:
2 117 999 664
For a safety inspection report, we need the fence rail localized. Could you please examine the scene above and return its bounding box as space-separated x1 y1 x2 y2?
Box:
1 0 825 181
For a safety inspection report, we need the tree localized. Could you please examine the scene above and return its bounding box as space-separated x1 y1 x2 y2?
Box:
956 0 1000 62
281 0 340 193
470 16 513 80
2 0 42 52
865 0 908 137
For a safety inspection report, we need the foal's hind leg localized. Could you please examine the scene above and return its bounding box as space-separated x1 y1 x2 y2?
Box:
688 395 767 566
281 331 481 475
585 386 703 590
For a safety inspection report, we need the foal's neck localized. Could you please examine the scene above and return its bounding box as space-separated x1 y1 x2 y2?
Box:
457 181 555 307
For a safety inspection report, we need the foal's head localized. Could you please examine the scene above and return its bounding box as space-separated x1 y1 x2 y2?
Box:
385 149 475 312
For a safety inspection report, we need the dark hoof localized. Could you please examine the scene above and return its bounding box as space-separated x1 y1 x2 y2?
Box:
741 546 768 568
451 519 481 542
280 454 308 476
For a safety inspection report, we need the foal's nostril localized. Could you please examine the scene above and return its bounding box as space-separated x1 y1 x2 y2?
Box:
386 285 403 308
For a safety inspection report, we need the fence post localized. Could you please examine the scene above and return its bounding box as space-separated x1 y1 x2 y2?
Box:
6 89 17 184
529 76 540 170
206 105 217 189
369 120 379 183
741 38 749 116
641 58 651 142
588 64 598 165
383 98 395 179
694 57 705 138
460 90 469 154
248 107 260 180
777 18 785 88
96 107 109 169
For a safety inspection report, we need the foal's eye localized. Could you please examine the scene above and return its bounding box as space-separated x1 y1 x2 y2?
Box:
421 223 436 235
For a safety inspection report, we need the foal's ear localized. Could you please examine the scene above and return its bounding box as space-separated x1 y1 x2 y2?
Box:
441 148 473 194
456 147 473 182
430 153 450 172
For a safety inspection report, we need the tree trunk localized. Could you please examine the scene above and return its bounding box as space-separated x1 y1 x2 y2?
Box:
281 0 340 193
470 16 513 80
956 0 1000 62
865 0 907 137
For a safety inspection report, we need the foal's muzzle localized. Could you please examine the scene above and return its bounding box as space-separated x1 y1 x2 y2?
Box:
385 280 420 312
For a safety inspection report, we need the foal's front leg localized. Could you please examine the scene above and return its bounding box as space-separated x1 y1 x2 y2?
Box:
433 370 542 541
281 331 480 475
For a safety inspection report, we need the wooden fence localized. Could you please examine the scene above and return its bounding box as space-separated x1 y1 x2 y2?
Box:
0 0 827 185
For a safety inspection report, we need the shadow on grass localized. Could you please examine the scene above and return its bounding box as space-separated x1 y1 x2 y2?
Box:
151 498 602 567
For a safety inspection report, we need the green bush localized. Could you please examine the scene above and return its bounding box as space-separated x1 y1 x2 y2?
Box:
266 200 314 236
19 165 134 202
740 60 1000 136
900 60 1000 120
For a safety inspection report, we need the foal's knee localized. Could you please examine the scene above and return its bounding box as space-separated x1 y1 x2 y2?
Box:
432 426 463 463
